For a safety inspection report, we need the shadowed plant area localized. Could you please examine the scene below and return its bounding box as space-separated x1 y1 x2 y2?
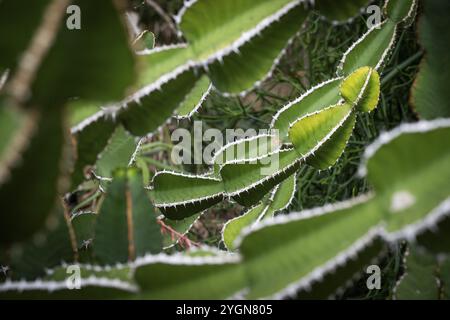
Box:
0 0 449 301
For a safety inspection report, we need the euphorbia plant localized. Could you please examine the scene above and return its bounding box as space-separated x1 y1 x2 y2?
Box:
152 0 414 223
0 0 449 300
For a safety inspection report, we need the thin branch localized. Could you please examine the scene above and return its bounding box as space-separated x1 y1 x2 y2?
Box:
158 219 200 249
0 69 9 93
145 0 178 35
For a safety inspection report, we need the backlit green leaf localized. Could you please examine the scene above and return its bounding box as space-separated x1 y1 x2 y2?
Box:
152 171 224 220
338 20 397 75
271 78 342 141
340 67 380 112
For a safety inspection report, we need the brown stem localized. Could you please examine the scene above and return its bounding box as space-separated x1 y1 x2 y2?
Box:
158 219 200 249
126 189 136 261
145 0 178 35
8 0 71 103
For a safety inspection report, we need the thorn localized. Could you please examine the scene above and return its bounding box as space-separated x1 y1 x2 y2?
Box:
0 265 10 276
81 239 92 250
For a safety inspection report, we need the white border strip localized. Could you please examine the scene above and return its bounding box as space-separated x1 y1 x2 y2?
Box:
131 249 241 269
0 277 138 293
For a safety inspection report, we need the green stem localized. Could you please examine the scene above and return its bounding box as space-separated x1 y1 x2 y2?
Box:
381 51 424 86
71 190 102 214
139 142 173 153
143 157 179 171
